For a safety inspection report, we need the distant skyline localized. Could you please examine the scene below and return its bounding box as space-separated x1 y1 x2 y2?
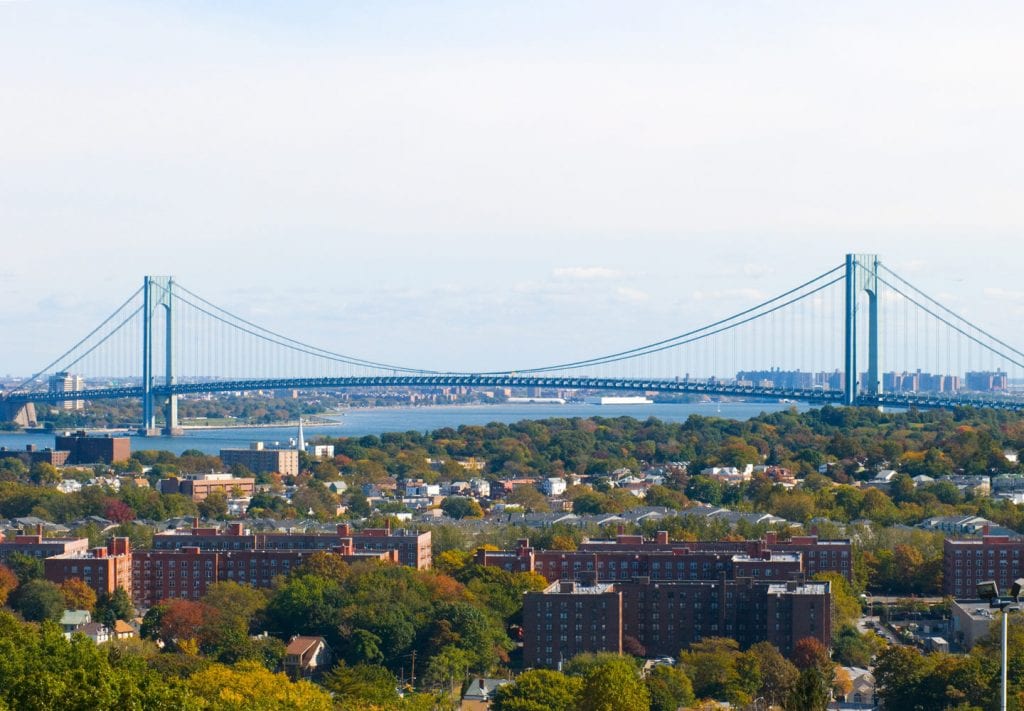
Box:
3 2 1024 375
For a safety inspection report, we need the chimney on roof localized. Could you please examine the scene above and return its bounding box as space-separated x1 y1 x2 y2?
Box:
656 531 670 545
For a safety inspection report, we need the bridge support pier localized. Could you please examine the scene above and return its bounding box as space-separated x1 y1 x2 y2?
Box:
140 276 182 436
0 401 36 428
844 254 881 406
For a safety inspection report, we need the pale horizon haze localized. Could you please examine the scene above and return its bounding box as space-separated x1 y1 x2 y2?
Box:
2 2 1024 375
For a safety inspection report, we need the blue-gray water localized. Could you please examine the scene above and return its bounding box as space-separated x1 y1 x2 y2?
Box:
0 401 805 456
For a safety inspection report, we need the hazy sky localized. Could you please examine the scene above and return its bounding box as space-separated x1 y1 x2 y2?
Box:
2 1 1024 375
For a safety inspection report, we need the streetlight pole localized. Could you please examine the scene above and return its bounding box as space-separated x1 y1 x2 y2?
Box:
1002 609 1009 711
978 579 1024 711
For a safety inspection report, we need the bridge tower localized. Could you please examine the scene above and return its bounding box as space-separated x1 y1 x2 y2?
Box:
141 276 181 436
844 254 880 405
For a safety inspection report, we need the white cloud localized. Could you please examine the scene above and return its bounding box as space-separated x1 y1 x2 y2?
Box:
984 287 1024 302
552 267 621 280
691 288 768 303
615 287 650 303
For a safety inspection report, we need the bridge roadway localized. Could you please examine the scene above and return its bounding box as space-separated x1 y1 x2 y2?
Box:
4 375 1024 412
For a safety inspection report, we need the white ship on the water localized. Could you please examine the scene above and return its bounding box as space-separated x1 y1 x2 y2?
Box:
585 396 654 405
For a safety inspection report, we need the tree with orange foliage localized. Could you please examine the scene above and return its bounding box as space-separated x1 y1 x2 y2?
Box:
58 577 97 612
0 564 17 606
159 598 214 652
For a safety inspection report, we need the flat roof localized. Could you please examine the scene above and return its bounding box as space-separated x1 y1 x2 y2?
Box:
766 582 829 595
733 553 801 562
544 582 616 595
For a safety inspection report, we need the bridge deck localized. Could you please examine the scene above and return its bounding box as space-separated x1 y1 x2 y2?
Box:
4 376 1024 412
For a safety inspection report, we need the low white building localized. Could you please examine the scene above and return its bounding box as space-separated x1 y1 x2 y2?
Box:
542 477 567 496
834 666 876 709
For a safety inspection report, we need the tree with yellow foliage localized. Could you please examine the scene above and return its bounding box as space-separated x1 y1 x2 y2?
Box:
187 660 333 711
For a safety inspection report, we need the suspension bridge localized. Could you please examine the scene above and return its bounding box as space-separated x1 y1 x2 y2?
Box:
3 253 1024 435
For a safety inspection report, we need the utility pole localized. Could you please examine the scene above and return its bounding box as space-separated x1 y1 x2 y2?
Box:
410 649 416 690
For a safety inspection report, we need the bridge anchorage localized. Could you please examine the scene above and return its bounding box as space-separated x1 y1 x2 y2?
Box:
3 252 1024 434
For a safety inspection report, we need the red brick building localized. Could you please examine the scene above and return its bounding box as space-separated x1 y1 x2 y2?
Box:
0 527 89 564
943 535 1024 598
44 537 133 596
54 431 131 465
0 445 70 467
522 576 623 668
522 574 831 667
479 531 851 583
131 538 395 607
157 473 256 502
152 521 432 570
475 539 535 573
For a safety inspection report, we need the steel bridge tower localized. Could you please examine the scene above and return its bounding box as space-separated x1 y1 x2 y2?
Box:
844 254 880 405
141 276 181 435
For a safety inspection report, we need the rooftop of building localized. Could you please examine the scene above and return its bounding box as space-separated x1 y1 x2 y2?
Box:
766 581 829 596
542 581 616 595
285 636 326 656
732 553 802 563
953 599 1003 620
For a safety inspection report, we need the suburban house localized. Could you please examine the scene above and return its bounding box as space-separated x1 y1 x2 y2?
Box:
461 677 511 711
284 636 332 680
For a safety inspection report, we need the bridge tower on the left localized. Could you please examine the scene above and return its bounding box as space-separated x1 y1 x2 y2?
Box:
141 276 181 436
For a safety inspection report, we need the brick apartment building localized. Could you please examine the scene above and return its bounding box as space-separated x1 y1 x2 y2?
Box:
477 531 850 584
523 573 831 668
54 431 131 465
158 473 256 501
0 526 90 563
152 521 432 570
0 445 70 467
44 537 133 596
219 443 299 475
944 535 1024 598
523 577 623 668
131 538 396 607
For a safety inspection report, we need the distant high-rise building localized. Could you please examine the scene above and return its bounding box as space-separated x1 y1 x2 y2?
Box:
55 431 131 464
965 370 1009 392
735 369 814 390
219 442 299 475
881 370 960 394
49 371 84 410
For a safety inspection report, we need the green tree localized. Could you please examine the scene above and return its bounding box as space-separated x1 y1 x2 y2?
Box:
423 645 471 691
440 496 484 520
505 486 551 513
6 551 43 583
492 669 582 711
645 664 695 711
29 462 60 486
0 610 195 709
198 491 228 520
94 587 135 626
11 579 65 622
575 655 648 711
749 641 799 708
322 662 401 708
788 666 830 711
